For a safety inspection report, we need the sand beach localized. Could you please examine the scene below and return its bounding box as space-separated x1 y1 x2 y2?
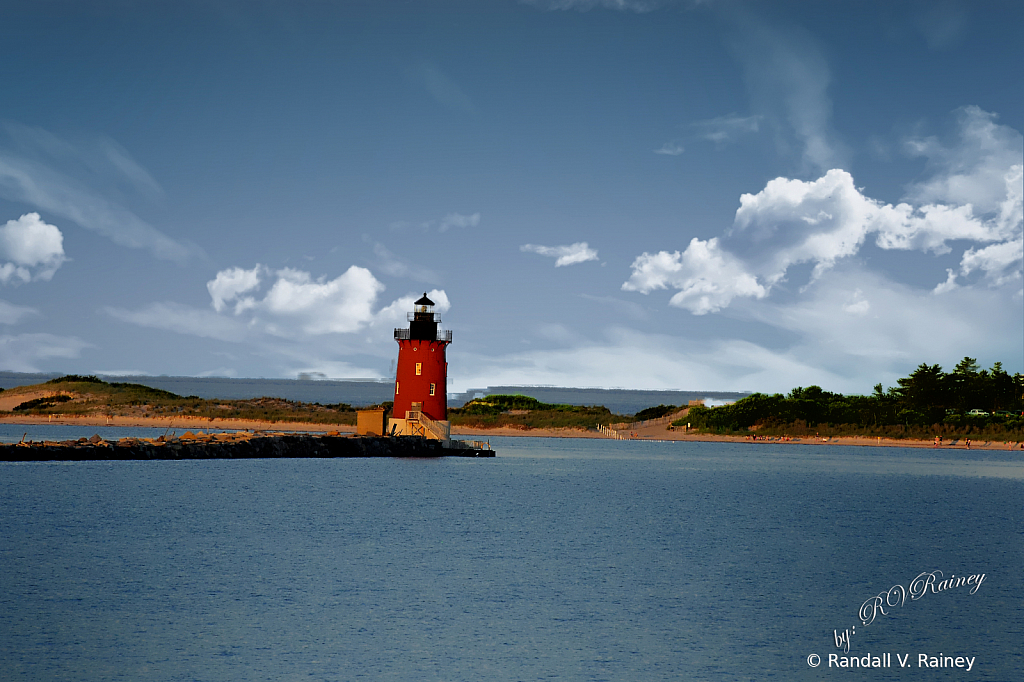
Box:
3 413 1019 451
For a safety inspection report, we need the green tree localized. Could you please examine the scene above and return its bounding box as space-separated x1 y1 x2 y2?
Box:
949 357 983 411
989 362 1017 411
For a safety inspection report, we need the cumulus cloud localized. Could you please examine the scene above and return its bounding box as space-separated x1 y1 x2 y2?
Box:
521 242 599 267
0 125 198 263
207 265 263 313
373 289 451 328
626 108 1023 312
202 264 390 336
260 266 387 335
957 236 1023 287
113 264 451 348
109 265 453 380
0 213 66 283
622 238 766 314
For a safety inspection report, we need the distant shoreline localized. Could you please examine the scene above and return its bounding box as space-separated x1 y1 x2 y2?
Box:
3 414 1020 451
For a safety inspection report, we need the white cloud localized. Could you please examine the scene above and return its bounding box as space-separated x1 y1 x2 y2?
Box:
0 332 90 372
654 142 685 156
624 107 1022 327
438 212 481 232
207 265 264 313
521 242 599 267
450 326 852 394
736 265 1021 385
958 236 1023 287
260 266 386 335
373 289 451 329
0 213 66 283
113 264 451 349
692 114 762 144
622 238 766 314
0 126 198 263
904 107 1024 213
455 258 1021 396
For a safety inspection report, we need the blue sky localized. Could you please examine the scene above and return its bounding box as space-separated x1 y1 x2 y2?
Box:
0 0 1020 394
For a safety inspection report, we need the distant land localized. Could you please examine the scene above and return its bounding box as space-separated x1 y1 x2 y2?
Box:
0 372 749 415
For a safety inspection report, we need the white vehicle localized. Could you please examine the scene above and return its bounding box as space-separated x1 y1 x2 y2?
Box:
967 409 990 417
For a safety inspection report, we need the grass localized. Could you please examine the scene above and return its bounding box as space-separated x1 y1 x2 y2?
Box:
448 394 630 430
5 377 359 425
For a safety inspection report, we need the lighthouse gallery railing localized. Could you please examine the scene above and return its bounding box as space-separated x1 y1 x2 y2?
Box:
394 328 452 342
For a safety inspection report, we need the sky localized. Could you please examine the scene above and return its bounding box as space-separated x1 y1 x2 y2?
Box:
0 0 1021 395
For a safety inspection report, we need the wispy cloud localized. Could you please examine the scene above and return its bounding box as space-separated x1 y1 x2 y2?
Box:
914 1 968 50
371 242 440 283
692 114 762 144
653 142 685 156
726 11 845 173
106 302 250 342
0 124 200 264
522 0 670 12
521 242 599 267
390 211 481 234
0 299 39 325
411 61 475 114
0 332 90 372
439 212 481 232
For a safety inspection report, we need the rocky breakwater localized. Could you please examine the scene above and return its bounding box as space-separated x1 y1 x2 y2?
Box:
0 431 494 461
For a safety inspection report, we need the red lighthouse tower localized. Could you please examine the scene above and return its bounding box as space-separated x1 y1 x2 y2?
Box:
390 293 452 438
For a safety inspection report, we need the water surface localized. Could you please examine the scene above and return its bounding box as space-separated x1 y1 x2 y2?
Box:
2 438 1021 680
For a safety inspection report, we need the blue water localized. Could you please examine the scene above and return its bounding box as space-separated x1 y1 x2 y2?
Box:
1 438 1021 681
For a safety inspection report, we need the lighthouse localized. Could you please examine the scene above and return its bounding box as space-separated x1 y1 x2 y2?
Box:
388 293 452 440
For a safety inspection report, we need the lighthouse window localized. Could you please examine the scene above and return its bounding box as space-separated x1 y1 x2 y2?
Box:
415 363 422 375
395 381 399 394
429 383 436 396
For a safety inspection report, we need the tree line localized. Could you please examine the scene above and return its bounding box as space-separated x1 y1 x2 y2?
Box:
679 358 1023 437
